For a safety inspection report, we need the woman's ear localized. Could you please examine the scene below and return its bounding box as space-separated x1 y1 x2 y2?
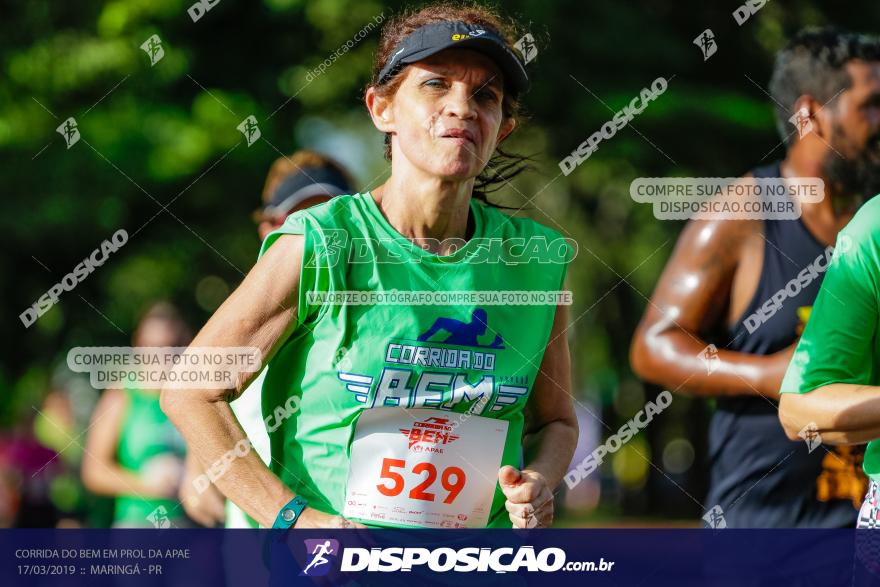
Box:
366 86 395 133
495 116 516 147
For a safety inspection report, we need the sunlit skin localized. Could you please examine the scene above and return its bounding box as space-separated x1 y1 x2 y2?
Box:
778 62 880 443
630 60 880 402
365 48 515 252
180 193 337 527
161 46 577 529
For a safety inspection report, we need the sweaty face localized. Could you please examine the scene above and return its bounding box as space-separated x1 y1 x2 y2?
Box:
387 48 512 181
823 60 880 199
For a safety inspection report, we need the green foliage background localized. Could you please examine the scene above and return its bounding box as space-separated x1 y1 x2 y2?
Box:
3 0 877 520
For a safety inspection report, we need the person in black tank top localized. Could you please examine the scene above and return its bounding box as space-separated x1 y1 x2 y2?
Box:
706 161 864 527
630 28 880 527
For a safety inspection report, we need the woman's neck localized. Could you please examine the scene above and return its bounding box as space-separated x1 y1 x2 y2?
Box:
372 167 476 252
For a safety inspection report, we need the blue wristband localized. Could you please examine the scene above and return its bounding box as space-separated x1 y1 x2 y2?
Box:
272 496 308 529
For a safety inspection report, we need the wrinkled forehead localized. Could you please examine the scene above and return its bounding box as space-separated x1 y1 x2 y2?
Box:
401 47 505 90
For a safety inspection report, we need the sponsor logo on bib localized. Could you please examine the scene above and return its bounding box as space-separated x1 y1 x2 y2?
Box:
400 416 459 451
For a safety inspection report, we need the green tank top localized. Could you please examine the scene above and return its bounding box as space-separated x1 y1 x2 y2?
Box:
115 388 186 526
259 192 572 528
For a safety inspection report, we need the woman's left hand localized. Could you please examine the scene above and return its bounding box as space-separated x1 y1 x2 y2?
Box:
498 465 554 528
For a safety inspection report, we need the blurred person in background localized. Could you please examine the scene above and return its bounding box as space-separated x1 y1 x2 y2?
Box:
777 200 880 529
33 385 86 526
0 416 63 527
82 302 193 528
630 28 880 527
0 379 104 528
178 150 355 528
32 382 106 527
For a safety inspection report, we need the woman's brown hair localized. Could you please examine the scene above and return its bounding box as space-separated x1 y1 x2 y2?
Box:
367 2 534 207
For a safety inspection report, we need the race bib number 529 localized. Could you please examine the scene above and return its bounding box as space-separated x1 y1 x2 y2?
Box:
344 408 508 528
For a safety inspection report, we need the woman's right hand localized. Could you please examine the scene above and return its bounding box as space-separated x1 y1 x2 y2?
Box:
294 507 366 529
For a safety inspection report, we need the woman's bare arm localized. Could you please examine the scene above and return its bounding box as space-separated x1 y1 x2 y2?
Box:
179 450 226 527
82 389 173 498
522 304 578 487
161 234 357 528
499 304 578 528
779 383 880 444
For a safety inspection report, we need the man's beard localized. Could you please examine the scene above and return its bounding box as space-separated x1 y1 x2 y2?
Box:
822 126 880 206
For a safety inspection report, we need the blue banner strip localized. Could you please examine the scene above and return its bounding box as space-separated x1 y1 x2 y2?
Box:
2 529 880 586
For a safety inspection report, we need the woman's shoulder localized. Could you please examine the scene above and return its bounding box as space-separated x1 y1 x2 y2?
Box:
93 388 130 425
843 194 880 245
287 193 364 228
477 203 575 266
259 193 365 256
477 201 568 242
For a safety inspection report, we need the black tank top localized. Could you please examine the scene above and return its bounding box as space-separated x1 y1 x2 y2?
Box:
705 161 863 527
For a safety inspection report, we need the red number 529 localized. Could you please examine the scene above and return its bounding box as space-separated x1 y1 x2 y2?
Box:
376 458 466 504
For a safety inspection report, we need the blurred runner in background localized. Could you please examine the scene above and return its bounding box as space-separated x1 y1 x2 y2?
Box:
630 27 880 527
82 302 192 528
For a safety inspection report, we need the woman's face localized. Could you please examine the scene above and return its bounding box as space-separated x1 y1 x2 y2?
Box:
369 47 516 181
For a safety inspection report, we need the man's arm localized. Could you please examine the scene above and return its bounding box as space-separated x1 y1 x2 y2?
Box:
630 217 793 399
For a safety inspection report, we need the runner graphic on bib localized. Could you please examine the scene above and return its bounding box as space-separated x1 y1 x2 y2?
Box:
343 310 523 528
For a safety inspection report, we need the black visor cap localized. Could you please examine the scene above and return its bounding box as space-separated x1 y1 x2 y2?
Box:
377 21 529 96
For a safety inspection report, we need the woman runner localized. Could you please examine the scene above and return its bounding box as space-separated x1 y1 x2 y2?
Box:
162 2 577 529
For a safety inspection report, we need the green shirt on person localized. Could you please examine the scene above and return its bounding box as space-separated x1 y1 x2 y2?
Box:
257 192 573 528
114 387 187 527
780 195 880 481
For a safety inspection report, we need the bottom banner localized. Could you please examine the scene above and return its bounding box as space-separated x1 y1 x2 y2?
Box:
2 529 880 586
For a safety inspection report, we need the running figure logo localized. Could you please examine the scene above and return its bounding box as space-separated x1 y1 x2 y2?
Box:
300 539 339 576
140 34 164 66
307 228 348 269
789 106 814 139
56 117 80 149
417 308 504 348
693 29 717 61
514 33 538 64
237 115 261 147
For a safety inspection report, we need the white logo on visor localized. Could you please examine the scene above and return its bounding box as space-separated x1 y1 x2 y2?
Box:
389 48 404 64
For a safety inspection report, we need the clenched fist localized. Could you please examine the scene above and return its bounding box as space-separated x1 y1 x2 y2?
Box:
498 465 554 528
